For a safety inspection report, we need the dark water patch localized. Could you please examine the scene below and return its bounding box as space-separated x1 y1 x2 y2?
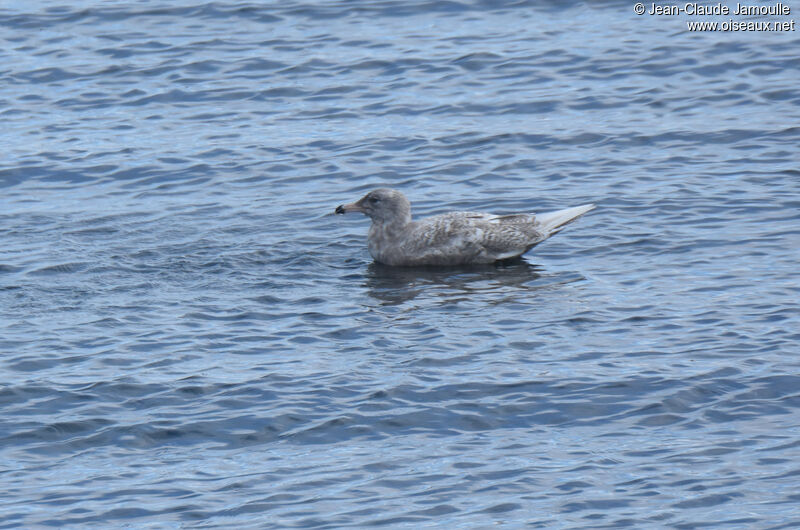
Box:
27 262 90 276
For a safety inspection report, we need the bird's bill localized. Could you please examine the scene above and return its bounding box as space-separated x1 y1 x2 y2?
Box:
334 201 365 214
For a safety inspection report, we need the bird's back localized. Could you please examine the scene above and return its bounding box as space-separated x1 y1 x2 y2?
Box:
389 211 544 265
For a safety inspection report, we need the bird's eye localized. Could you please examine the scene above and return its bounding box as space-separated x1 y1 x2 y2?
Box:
369 196 380 204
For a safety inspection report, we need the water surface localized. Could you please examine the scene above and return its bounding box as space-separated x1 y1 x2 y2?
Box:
2 1 799 528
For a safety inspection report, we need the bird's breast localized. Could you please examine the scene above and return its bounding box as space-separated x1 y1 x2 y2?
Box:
367 223 410 264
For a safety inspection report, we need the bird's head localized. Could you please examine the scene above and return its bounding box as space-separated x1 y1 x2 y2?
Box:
335 188 411 225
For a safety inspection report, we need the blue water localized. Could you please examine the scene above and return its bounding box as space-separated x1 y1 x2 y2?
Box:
2 1 800 527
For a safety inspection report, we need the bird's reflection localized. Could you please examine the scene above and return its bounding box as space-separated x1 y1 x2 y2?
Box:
364 258 553 305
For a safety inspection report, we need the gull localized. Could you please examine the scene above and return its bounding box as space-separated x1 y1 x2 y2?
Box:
335 188 594 266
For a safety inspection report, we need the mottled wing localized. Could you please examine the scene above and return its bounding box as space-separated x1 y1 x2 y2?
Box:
403 213 487 264
406 212 546 263
478 213 547 258
489 213 537 224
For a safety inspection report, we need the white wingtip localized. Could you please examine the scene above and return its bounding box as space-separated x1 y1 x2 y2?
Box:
536 204 595 234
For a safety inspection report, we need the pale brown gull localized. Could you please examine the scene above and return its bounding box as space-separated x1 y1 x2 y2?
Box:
335 188 594 266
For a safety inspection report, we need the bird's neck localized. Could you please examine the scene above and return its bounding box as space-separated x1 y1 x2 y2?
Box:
375 213 411 232
369 216 411 241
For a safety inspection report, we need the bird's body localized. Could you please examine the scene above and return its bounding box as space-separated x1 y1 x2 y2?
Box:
335 188 594 266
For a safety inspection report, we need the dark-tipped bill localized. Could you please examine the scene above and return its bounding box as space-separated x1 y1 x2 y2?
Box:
334 202 363 215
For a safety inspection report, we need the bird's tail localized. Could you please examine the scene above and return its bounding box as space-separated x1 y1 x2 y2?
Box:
536 204 595 235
